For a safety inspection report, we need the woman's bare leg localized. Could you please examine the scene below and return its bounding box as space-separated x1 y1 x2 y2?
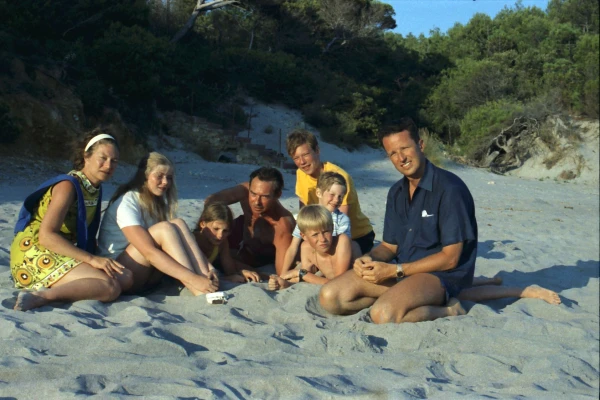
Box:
458 285 561 305
170 218 211 275
14 264 127 311
119 221 217 295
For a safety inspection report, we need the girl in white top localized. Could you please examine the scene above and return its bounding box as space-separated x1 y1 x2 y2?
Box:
98 152 218 295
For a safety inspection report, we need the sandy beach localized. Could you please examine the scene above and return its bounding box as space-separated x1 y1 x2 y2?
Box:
0 120 598 398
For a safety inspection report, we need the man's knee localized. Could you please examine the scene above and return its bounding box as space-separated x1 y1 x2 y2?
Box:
370 302 404 324
319 283 342 314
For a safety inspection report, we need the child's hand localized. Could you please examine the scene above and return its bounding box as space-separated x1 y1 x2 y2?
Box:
281 269 300 283
268 274 291 290
241 269 261 282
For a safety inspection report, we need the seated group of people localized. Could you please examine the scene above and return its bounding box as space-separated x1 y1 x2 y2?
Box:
10 120 560 324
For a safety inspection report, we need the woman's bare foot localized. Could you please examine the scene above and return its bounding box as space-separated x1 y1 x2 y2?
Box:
522 285 561 305
472 275 503 286
268 275 291 291
14 291 50 311
446 297 466 316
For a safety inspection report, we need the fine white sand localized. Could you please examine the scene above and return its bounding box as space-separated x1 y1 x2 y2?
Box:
0 117 598 398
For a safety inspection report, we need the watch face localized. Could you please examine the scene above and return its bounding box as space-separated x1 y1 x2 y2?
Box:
396 264 404 277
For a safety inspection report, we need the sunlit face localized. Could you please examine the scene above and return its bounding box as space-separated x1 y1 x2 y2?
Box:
83 143 119 186
248 178 278 215
301 228 333 254
146 165 174 197
316 183 347 213
200 219 230 246
292 143 321 177
382 130 426 180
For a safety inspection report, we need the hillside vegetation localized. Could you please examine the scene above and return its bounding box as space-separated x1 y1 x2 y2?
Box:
0 0 597 168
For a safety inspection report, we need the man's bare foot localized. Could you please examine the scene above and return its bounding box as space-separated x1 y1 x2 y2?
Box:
472 275 503 286
268 275 291 291
447 297 466 316
521 285 561 305
14 291 50 311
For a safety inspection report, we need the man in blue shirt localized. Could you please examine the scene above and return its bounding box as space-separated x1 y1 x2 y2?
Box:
319 117 477 324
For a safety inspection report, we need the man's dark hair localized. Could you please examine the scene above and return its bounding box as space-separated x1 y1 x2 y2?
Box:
249 167 284 195
378 117 420 145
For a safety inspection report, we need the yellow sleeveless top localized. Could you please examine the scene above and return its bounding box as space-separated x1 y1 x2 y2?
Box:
10 171 100 289
207 245 219 264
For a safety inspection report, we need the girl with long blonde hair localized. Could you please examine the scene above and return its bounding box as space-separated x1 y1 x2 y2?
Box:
97 152 218 295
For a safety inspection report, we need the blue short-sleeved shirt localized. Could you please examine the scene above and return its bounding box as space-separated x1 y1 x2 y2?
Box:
292 209 351 239
383 160 478 297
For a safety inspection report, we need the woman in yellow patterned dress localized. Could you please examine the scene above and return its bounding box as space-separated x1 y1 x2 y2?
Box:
10 128 133 311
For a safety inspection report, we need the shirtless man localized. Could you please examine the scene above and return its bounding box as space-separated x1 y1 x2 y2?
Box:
204 167 295 274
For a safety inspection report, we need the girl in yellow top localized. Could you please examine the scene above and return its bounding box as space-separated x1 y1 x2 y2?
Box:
10 128 132 311
194 202 260 283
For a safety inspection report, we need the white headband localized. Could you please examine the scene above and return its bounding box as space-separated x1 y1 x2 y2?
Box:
84 134 115 152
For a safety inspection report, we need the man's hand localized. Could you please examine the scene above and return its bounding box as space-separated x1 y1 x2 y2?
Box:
353 254 373 277
359 261 397 284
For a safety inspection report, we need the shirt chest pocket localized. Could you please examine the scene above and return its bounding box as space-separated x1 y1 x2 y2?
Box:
413 216 440 250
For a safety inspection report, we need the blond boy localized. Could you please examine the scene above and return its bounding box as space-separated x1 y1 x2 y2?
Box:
281 172 359 276
269 205 353 290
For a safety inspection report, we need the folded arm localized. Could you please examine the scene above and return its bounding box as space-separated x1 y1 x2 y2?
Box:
39 181 124 277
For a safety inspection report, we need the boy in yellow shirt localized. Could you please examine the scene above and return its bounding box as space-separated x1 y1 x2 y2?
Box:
286 130 374 254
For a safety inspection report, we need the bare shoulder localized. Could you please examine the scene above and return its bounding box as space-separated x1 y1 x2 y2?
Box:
50 180 77 201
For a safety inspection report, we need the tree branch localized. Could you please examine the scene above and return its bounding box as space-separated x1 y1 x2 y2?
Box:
171 0 239 44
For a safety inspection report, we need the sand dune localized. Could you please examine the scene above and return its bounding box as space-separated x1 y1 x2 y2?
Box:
0 131 598 398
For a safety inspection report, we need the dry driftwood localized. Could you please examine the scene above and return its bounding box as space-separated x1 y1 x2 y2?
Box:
481 117 540 174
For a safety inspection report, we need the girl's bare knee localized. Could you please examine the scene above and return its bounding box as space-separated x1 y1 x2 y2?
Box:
171 218 188 230
151 221 178 240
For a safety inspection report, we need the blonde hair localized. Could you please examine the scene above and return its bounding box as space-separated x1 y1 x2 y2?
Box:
109 152 177 222
317 171 347 192
198 202 233 229
296 204 333 234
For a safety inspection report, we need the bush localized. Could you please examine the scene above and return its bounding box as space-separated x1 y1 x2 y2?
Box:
91 23 170 101
458 99 523 157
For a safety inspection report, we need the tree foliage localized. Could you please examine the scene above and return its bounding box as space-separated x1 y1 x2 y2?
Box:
0 0 597 154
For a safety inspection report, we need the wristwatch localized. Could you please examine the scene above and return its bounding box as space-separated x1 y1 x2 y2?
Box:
298 269 308 282
396 264 405 280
